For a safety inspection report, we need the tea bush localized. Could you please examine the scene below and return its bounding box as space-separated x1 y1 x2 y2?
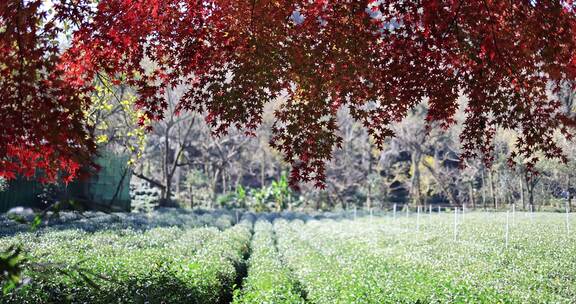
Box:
233 220 304 304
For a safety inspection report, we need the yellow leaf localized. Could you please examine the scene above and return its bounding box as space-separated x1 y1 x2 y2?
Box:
96 134 108 144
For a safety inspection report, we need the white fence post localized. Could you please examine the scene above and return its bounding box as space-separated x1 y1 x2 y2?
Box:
416 205 421 231
370 208 373 223
505 211 510 248
512 204 516 226
453 207 458 242
566 202 570 236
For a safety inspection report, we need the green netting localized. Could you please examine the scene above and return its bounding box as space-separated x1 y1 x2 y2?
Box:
0 179 43 212
0 152 131 212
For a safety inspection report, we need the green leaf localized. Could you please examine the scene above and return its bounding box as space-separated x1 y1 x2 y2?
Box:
30 215 42 231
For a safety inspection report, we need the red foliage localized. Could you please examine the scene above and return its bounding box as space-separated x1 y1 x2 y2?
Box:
1 0 576 187
0 0 95 183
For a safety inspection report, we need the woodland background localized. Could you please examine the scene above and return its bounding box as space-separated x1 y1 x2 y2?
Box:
86 79 576 213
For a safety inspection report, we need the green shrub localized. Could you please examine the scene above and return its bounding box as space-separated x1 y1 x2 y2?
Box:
217 193 236 208
0 177 7 192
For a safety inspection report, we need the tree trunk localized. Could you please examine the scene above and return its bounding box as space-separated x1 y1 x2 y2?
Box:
411 151 422 207
525 173 535 211
366 186 372 210
366 142 374 210
469 181 475 209
159 122 172 207
520 178 525 210
189 183 194 209
481 168 487 210
529 182 534 210
175 166 181 195
567 175 572 213
165 178 172 204
488 169 496 209
210 167 220 209
222 171 227 194
260 160 265 188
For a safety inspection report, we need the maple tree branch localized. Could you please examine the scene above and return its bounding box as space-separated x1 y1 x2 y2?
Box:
481 0 515 76
440 0 462 40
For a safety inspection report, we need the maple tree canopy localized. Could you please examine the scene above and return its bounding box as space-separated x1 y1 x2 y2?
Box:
1 0 576 188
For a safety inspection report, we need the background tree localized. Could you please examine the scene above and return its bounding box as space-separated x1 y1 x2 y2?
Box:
132 86 197 206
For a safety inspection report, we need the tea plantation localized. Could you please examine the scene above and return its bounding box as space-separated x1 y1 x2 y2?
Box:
1 210 575 303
